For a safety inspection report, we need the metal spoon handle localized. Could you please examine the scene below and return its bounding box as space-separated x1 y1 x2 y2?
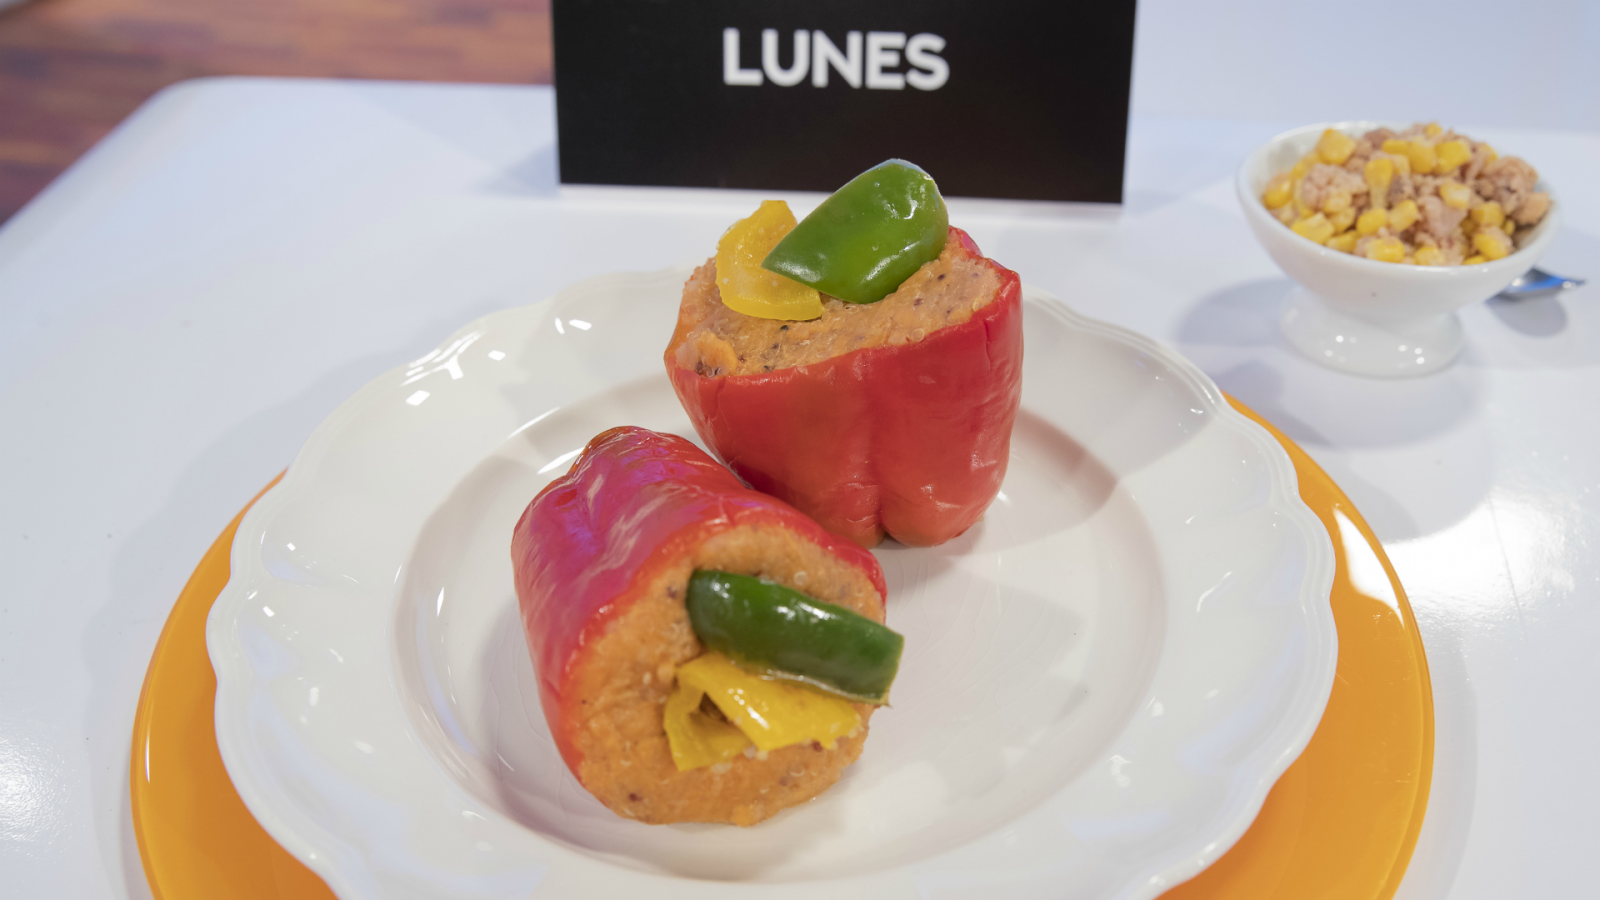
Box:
1499 267 1586 298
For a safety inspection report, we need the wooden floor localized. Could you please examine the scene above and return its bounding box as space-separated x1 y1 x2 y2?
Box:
0 0 551 224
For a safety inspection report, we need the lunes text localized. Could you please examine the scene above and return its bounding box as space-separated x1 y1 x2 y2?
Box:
723 28 949 91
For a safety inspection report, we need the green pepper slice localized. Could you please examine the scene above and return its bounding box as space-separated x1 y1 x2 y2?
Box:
686 570 903 704
760 159 949 305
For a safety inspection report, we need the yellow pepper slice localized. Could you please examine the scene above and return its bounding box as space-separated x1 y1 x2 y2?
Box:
662 677 751 771
675 652 859 755
714 201 824 321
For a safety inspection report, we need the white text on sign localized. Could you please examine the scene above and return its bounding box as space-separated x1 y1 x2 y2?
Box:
723 28 949 90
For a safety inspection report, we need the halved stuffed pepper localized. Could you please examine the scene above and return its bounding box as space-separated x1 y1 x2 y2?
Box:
511 426 902 826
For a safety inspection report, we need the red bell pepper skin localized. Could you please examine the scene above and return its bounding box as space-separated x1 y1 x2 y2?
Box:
667 227 1023 548
510 426 886 775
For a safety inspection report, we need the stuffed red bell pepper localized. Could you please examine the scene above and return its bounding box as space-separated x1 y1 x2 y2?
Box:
511 426 900 826
664 161 1023 548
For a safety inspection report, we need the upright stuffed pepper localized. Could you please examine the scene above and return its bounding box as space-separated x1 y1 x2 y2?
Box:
511 427 902 826
666 160 1023 548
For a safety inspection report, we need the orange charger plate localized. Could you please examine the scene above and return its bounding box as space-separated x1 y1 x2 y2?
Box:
130 399 1433 900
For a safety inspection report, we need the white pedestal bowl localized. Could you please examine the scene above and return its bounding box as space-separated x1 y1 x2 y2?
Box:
1237 122 1561 377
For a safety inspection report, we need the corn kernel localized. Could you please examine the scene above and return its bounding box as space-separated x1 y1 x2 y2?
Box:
1365 237 1406 263
1388 199 1420 232
1292 213 1336 245
1323 190 1353 215
1356 208 1388 235
1413 246 1445 266
1262 173 1293 209
1364 157 1394 209
1470 201 1505 228
1479 143 1498 164
1327 232 1360 253
1382 139 1410 155
1473 228 1512 261
1406 142 1437 175
1425 122 1442 137
1317 129 1357 165
1290 151 1320 181
1438 180 1472 210
1503 219 1516 235
1436 140 1471 172
1329 206 1357 233
1290 177 1314 214
1272 204 1297 225
1463 255 1487 265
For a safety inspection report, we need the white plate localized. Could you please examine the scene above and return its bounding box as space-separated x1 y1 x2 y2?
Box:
209 270 1337 900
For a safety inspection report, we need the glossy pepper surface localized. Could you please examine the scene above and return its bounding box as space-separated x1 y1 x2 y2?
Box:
668 227 1023 548
762 159 948 305
510 426 886 775
687 570 903 703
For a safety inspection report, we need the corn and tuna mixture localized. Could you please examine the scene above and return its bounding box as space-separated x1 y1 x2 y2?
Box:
1263 123 1550 266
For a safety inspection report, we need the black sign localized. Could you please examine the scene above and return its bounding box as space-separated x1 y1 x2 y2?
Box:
551 1 1136 203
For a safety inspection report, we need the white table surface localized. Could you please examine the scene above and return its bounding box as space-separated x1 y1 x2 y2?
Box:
1 77 1596 899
